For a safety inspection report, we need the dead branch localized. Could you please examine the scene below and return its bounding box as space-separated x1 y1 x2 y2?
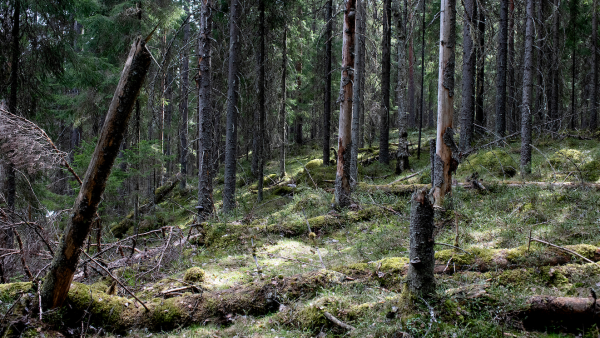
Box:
13 229 32 280
530 238 597 265
323 311 356 331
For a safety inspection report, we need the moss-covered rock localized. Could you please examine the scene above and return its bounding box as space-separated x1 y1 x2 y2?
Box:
582 159 600 182
183 267 205 283
459 150 517 177
548 149 584 168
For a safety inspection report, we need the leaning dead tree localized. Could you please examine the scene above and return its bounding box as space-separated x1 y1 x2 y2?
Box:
41 36 152 309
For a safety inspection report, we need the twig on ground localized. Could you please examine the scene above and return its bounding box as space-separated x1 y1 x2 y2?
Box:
323 311 356 331
530 237 597 265
139 226 174 278
434 242 473 255
420 296 437 338
80 250 150 312
386 170 422 185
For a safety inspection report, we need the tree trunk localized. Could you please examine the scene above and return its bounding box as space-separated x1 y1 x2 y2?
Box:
495 0 508 137
408 2 416 128
164 68 173 178
358 1 366 148
179 1 190 189
350 0 363 187
550 0 560 131
334 0 356 208
223 0 241 213
507 0 516 134
379 0 392 164
279 25 287 178
396 3 409 175
323 0 332 165
256 0 266 202
407 188 435 297
459 0 476 152
474 2 486 129
197 0 214 220
41 37 151 309
591 0 597 130
521 0 534 175
433 0 456 207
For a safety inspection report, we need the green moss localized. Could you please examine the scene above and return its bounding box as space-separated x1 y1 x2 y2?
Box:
582 159 600 181
496 268 536 286
272 185 294 195
183 267 205 283
548 149 584 167
566 244 600 260
151 298 184 331
67 283 128 329
377 257 409 274
305 159 323 169
435 249 477 266
0 282 31 300
459 150 517 177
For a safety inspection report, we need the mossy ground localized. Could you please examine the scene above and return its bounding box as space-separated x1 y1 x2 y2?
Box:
6 130 600 337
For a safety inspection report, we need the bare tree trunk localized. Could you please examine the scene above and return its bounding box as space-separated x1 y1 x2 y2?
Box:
334 0 356 208
256 0 266 202
350 0 363 187
433 0 456 207
474 2 486 129
379 0 392 164
507 0 516 134
495 0 508 137
279 25 287 178
179 0 190 189
197 0 214 219
323 0 332 165
591 0 597 130
407 188 435 297
395 2 409 174
41 37 151 309
459 0 476 151
521 0 534 175
223 0 241 213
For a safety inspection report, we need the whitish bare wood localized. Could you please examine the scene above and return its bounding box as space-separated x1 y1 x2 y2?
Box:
324 311 356 331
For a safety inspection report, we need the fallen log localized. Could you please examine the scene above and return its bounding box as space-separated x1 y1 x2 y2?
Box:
523 296 600 329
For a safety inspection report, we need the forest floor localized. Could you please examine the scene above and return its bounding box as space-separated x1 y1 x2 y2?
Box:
3 128 600 337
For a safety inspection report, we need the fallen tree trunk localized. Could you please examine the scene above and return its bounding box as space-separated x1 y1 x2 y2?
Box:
523 296 600 329
41 36 152 309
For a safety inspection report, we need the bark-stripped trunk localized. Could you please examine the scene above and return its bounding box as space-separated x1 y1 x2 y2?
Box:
407 188 435 297
507 0 516 134
279 25 287 178
41 37 151 309
197 0 214 219
396 3 409 174
256 0 266 202
521 0 534 175
379 0 392 164
591 0 598 130
334 0 356 208
323 0 332 165
459 0 476 151
223 0 241 213
550 0 560 131
495 0 508 137
474 3 486 128
350 0 363 187
433 0 456 207
179 0 190 189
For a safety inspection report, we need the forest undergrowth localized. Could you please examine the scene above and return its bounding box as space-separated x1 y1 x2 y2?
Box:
3 129 600 338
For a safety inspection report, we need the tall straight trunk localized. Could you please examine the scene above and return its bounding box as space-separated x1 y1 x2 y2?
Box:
323 0 332 165
350 0 363 186
380 0 392 164
6 0 20 215
334 0 356 207
198 0 214 219
495 0 508 137
571 52 577 129
396 3 409 174
459 0 476 151
279 25 287 177
474 3 486 128
256 0 266 202
521 0 534 175
408 4 416 128
417 0 426 159
550 0 560 131
507 0 516 134
433 0 456 207
591 0 597 130
535 0 546 124
164 68 173 177
179 0 190 189
358 0 366 148
223 0 241 213
41 37 151 309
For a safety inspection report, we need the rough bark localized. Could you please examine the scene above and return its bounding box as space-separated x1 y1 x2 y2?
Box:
459 0 476 152
279 25 287 178
408 0 416 128
350 0 363 187
379 0 392 164
591 0 598 130
41 37 151 309
407 188 435 297
358 1 366 148
164 68 173 178
495 0 508 137
507 0 516 134
223 0 241 213
323 0 333 166
521 0 534 175
396 4 409 175
433 0 456 207
417 0 426 159
474 2 486 129
550 0 560 131
524 296 600 329
179 1 190 189
334 0 356 208
256 0 266 202
197 0 214 220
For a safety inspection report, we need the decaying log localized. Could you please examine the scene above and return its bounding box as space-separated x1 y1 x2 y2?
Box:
41 36 152 309
523 296 600 329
